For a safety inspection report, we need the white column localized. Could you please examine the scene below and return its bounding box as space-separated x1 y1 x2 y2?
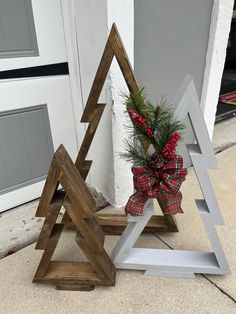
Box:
107 0 134 207
201 0 234 138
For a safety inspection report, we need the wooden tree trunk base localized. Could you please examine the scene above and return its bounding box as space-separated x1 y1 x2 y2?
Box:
56 283 94 291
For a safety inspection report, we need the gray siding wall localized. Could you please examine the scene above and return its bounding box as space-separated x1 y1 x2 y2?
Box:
134 0 213 103
134 0 213 164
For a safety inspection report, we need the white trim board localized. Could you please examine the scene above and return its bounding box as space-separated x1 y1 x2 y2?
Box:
111 76 230 278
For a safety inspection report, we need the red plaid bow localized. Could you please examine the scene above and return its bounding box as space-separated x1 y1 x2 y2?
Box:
125 155 187 216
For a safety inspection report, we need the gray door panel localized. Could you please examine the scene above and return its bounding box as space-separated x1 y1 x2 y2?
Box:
0 149 10 190
0 114 33 186
0 0 39 58
21 109 53 178
0 105 54 195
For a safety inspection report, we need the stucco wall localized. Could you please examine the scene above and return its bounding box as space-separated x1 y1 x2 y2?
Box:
73 0 116 203
72 0 134 206
107 0 134 207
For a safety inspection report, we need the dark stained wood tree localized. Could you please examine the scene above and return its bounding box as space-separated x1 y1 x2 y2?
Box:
72 23 178 233
33 145 116 291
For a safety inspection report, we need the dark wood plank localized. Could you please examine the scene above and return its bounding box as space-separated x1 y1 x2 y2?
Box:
34 224 64 279
61 104 105 225
34 262 114 286
75 232 116 284
110 24 139 95
65 213 179 234
36 158 60 217
61 160 93 224
79 160 93 180
81 33 114 122
63 201 105 252
56 283 94 291
76 104 105 169
35 190 66 250
55 146 96 218
34 261 99 283
96 214 178 235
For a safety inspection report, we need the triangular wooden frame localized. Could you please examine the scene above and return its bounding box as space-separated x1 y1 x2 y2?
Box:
71 23 178 234
111 76 230 278
33 145 116 291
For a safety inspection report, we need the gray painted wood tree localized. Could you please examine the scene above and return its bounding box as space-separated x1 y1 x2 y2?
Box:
111 75 230 278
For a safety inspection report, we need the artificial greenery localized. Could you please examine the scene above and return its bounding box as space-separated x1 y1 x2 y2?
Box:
120 87 185 168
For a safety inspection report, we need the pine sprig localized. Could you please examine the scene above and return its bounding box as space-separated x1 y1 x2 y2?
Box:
121 87 185 168
120 139 150 167
121 88 152 119
152 103 184 150
122 90 161 150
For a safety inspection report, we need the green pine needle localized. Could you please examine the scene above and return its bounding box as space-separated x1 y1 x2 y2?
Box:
121 87 185 167
120 139 150 167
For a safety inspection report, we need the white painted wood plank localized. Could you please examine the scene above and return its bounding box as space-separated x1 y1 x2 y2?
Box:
116 249 224 274
144 270 196 278
173 75 218 169
189 145 224 225
112 199 154 263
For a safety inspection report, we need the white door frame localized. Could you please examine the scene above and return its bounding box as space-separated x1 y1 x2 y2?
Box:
60 0 86 149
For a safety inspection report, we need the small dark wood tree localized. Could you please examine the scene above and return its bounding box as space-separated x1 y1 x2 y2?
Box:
33 145 116 291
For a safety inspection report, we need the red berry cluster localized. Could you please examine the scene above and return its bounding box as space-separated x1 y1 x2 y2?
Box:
162 132 181 159
128 109 154 139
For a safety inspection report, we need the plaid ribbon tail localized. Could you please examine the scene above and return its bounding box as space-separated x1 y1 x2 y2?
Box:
158 191 184 215
125 192 148 216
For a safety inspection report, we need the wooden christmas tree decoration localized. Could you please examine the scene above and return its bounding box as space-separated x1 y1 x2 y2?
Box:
70 23 178 234
33 145 116 291
111 76 230 278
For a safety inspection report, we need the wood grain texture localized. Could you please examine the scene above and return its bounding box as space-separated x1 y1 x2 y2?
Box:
109 24 139 94
56 283 94 291
34 224 64 279
35 190 66 250
75 231 116 283
75 23 178 232
56 146 96 218
35 158 60 217
81 31 115 122
63 201 105 252
96 214 178 235
61 103 105 225
76 104 105 169
33 145 116 291
34 262 115 286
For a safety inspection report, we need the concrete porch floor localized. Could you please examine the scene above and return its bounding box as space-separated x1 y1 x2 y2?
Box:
0 120 236 313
